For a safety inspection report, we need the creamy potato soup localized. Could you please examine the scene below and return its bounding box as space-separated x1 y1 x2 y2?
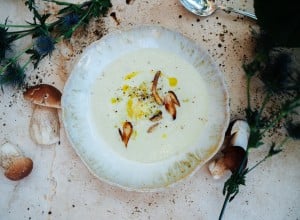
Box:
90 48 208 163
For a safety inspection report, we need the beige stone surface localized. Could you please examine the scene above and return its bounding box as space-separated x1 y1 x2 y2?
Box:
0 0 299 219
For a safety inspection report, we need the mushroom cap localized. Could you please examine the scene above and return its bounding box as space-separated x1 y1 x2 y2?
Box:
208 146 247 179
222 146 247 172
4 157 33 181
23 84 62 108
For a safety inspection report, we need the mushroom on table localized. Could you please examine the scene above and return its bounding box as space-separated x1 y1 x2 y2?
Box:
23 84 62 145
0 142 33 181
208 120 250 179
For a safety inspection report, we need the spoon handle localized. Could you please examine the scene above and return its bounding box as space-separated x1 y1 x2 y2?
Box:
218 5 257 20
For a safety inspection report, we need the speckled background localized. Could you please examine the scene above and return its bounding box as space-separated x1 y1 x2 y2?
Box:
0 0 299 219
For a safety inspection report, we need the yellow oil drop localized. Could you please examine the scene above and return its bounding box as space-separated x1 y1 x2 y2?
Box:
124 71 139 80
122 84 130 92
126 98 134 118
162 133 167 139
111 97 120 104
168 77 178 87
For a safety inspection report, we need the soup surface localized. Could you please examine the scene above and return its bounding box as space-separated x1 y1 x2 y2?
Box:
90 48 209 163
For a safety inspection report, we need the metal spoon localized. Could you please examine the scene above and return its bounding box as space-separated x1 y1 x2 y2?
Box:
180 0 257 20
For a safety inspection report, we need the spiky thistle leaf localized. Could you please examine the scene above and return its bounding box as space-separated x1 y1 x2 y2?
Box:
0 61 25 87
286 121 300 139
0 18 17 61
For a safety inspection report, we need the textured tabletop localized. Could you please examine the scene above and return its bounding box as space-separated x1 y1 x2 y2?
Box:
0 0 299 219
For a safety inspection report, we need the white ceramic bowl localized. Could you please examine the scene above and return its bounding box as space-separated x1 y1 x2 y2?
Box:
62 26 230 191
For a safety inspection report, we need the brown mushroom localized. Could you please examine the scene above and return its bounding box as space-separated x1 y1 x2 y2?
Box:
167 91 180 107
118 121 133 147
151 71 164 105
208 120 250 179
23 84 62 109
24 84 61 145
149 110 163 122
164 91 180 120
0 142 33 181
147 123 160 133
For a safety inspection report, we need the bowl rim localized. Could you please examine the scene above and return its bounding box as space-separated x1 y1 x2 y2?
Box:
61 25 230 192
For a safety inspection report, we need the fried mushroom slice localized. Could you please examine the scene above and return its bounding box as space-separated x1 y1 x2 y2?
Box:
147 123 160 133
149 110 163 122
151 71 164 105
167 91 180 106
164 91 180 120
118 122 133 147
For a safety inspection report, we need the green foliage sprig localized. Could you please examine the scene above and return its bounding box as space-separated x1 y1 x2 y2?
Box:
219 51 300 219
218 2 300 217
0 0 111 88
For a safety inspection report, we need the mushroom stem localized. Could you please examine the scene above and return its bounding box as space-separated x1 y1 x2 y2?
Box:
0 142 22 169
30 105 60 145
229 120 250 149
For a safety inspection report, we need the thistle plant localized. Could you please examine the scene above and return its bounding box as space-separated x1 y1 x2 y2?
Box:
216 0 300 216
218 27 300 220
0 0 111 88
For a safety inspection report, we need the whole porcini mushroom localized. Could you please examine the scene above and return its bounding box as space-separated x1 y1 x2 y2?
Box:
208 120 250 179
24 84 62 145
0 142 33 181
